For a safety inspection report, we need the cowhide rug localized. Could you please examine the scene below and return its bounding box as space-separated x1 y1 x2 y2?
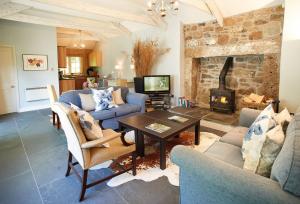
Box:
91 131 220 187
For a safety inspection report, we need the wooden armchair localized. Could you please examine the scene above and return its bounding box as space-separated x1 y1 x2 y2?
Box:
54 103 137 201
47 84 60 129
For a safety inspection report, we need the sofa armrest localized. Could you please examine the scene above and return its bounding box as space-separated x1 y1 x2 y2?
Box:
239 108 261 128
126 92 149 113
171 146 299 204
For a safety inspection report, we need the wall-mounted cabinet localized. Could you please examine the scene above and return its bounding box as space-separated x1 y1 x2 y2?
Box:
88 43 102 67
57 46 67 68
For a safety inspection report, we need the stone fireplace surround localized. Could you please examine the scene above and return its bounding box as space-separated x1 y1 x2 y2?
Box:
183 6 284 110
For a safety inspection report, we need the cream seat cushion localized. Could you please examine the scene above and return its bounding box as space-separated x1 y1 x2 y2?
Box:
88 133 135 168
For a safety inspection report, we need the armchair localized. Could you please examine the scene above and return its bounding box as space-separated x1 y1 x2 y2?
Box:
47 84 60 129
54 103 137 201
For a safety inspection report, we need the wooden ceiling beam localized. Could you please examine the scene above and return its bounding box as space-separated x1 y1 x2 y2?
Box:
180 0 210 12
0 1 30 17
56 33 100 41
203 0 223 27
180 0 223 27
10 0 155 26
2 13 110 40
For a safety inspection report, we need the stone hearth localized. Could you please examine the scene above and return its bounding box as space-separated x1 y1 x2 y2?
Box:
183 6 284 110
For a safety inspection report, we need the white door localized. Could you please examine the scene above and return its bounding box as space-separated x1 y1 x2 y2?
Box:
0 46 18 114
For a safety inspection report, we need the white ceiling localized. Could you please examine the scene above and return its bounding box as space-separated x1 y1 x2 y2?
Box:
0 0 284 43
214 0 284 17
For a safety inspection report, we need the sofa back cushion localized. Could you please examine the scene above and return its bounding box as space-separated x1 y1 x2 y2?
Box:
112 86 129 103
59 87 129 108
271 109 300 196
59 89 92 108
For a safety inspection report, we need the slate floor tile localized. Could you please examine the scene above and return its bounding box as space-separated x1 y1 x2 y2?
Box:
20 128 66 156
0 171 42 204
40 174 122 204
0 133 30 180
29 144 68 187
0 109 179 204
115 176 179 204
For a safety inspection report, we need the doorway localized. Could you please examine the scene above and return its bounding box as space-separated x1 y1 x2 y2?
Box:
0 45 19 115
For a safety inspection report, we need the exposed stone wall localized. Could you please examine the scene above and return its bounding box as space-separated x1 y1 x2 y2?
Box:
183 6 284 110
195 55 280 110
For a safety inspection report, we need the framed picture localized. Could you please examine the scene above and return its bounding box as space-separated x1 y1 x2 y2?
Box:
22 54 48 71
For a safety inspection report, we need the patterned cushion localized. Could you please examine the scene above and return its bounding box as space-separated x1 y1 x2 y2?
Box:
92 87 117 111
76 110 109 148
256 125 285 177
242 104 275 172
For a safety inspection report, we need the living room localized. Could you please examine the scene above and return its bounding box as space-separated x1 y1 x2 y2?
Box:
0 0 299 204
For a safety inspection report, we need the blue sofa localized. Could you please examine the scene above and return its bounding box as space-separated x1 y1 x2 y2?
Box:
59 87 148 130
171 107 300 204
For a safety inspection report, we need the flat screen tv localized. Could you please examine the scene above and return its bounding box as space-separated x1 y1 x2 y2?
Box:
143 75 170 94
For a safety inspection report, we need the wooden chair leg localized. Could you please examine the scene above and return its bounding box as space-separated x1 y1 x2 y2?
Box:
52 111 56 126
57 114 60 129
79 170 88 202
65 151 72 177
132 152 137 176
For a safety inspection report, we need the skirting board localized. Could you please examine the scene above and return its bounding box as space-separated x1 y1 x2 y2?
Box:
18 104 50 112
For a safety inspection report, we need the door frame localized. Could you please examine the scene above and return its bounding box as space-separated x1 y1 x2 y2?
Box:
0 44 20 113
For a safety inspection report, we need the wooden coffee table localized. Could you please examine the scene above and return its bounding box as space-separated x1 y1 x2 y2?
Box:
118 110 200 170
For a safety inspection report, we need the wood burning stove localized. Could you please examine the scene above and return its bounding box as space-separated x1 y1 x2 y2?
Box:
210 57 235 113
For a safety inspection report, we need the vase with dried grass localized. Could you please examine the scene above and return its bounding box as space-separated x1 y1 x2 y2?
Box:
133 39 169 77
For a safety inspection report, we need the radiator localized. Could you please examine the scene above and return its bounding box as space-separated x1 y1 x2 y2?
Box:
25 87 49 102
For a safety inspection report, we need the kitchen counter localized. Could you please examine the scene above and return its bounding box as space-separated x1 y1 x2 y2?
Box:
59 76 87 94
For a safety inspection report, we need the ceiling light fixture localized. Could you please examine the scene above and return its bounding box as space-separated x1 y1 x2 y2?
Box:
147 0 179 17
73 30 85 48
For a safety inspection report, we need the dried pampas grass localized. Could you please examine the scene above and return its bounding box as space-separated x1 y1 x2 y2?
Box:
133 39 169 77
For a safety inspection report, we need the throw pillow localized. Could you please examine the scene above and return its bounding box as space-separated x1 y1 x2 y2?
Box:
78 93 96 111
112 88 125 105
76 109 109 148
70 103 81 110
256 125 285 177
92 87 117 111
242 104 275 172
274 108 292 126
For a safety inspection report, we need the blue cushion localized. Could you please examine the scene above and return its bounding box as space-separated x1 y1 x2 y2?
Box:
110 104 141 117
89 110 115 121
271 112 300 196
59 89 91 108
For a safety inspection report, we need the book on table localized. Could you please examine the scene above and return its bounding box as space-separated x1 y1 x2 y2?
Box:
168 115 188 123
145 123 171 133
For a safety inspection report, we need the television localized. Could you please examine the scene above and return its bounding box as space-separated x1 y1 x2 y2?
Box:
143 75 170 94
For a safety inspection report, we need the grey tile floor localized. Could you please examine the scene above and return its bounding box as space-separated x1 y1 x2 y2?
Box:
0 109 179 204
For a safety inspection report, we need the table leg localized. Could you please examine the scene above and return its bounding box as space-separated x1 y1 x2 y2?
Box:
160 140 166 170
195 123 199 145
135 130 144 157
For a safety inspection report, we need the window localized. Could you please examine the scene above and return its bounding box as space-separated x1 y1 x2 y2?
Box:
66 56 81 74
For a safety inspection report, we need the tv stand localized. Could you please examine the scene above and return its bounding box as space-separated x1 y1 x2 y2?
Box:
146 93 173 110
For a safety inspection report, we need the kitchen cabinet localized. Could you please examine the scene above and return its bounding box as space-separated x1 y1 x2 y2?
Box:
88 44 102 67
57 46 67 68
59 79 75 95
